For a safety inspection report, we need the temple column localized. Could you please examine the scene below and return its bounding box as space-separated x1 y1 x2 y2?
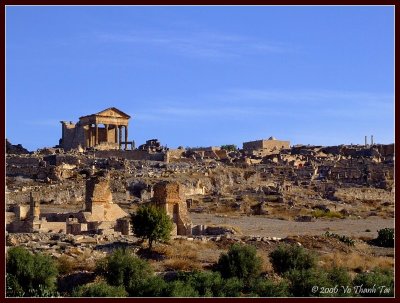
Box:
124 125 128 150
119 126 122 150
114 125 118 144
90 126 93 147
95 123 98 145
105 124 109 143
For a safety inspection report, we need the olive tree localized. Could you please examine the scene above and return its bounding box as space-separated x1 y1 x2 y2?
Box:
131 205 173 250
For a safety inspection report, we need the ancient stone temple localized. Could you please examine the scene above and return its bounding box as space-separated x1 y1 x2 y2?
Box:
59 107 133 151
152 181 192 236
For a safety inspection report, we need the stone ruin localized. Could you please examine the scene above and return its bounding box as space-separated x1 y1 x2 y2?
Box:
152 181 192 236
150 181 235 237
7 171 129 236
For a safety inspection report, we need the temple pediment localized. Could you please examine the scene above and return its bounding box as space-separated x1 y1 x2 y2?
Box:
95 107 131 119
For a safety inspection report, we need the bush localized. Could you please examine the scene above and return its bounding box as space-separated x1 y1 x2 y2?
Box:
250 278 290 297
6 246 58 297
221 144 237 151
269 244 316 275
285 268 331 297
326 267 353 297
72 281 127 297
312 209 343 219
220 277 243 297
131 205 173 250
176 270 243 297
374 228 394 247
324 231 355 246
139 276 169 297
166 281 199 297
216 244 262 287
96 248 153 296
353 269 394 297
57 255 75 275
285 267 354 297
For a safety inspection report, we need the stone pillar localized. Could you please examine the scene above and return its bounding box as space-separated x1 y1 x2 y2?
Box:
89 126 93 147
86 127 91 147
119 126 122 149
95 124 99 146
114 125 118 144
29 192 40 219
105 124 109 143
124 125 128 150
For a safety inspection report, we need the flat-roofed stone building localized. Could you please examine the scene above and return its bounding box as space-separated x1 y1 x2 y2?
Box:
243 136 290 156
59 107 132 151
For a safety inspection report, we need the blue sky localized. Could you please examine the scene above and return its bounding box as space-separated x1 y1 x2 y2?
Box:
6 6 394 151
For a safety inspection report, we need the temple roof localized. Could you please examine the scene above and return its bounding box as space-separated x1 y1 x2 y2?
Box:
79 107 131 120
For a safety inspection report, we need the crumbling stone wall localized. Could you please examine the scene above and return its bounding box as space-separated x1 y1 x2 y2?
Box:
243 139 290 151
85 172 113 212
152 181 192 236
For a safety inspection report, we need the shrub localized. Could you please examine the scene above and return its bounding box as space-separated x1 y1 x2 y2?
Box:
250 278 290 297
6 246 58 297
131 205 173 250
139 276 168 297
72 281 127 297
324 231 355 246
353 269 394 297
166 280 199 297
285 268 331 297
269 244 316 275
326 267 353 297
177 270 243 297
216 244 262 287
374 228 394 247
220 277 243 297
312 209 343 219
96 248 153 296
285 267 354 297
221 144 237 151
57 255 76 275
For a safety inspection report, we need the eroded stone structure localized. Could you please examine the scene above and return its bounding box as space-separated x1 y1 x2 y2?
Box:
152 181 192 236
60 107 133 151
243 137 290 156
7 171 129 236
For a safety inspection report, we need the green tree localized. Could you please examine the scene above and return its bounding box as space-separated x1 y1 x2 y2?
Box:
269 244 316 275
6 246 58 297
96 248 154 296
216 243 262 287
72 281 127 297
131 205 173 250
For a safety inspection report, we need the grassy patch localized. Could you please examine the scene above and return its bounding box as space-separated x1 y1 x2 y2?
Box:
312 209 343 219
320 252 394 273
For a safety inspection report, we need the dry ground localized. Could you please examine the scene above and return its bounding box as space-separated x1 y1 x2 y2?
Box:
190 213 394 239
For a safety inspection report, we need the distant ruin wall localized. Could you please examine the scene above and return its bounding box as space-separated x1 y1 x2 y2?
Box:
94 150 165 161
243 140 290 151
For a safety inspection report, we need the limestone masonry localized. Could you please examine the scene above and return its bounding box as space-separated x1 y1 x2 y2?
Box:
5 107 394 244
60 107 133 151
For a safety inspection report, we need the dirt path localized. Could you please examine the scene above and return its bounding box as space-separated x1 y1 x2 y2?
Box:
191 213 394 238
